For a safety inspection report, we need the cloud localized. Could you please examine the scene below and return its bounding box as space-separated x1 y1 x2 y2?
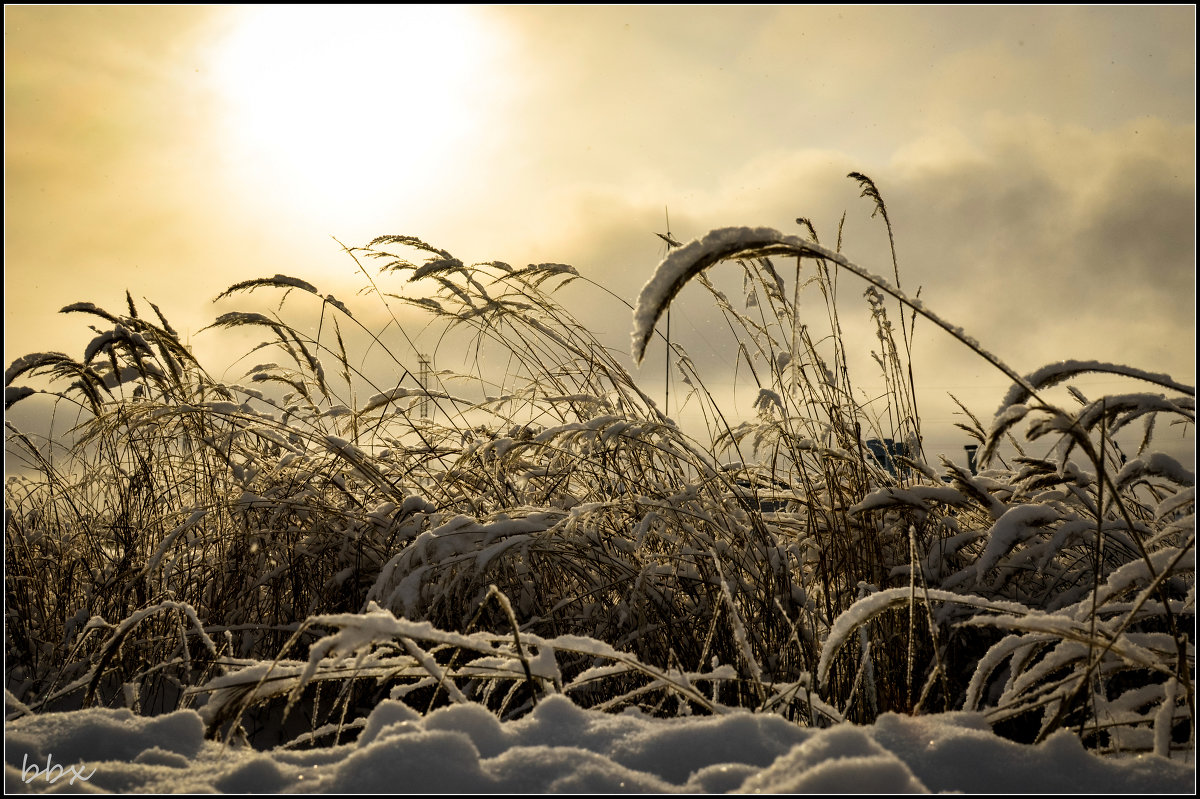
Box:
5 6 1193 466
886 115 1194 379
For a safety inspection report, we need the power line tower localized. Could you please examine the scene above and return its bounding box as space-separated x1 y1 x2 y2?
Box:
417 354 432 419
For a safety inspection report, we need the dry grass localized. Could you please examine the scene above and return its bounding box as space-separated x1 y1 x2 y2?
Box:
5 174 1193 756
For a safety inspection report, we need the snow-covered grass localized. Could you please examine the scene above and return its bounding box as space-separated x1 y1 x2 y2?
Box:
5 173 1194 790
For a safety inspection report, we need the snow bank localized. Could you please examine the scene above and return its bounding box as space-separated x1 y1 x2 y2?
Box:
5 696 1192 793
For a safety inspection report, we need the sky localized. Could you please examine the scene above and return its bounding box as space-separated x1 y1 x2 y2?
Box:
4 5 1196 463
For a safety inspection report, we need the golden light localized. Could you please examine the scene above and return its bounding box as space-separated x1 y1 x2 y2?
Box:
210 5 496 219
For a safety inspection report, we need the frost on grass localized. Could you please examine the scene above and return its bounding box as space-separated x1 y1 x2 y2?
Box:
630 227 1037 408
996 359 1197 416
1115 451 1194 490
974 504 1064 579
850 485 972 515
818 588 1040 686
632 227 837 362
214 274 320 301
4 385 35 409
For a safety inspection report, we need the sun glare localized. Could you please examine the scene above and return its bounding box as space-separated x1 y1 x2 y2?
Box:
211 5 495 219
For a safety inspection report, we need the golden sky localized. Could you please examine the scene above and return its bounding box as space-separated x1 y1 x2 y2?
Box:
4 5 1196 460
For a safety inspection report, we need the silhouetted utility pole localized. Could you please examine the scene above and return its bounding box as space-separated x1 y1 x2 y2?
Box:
418 354 432 419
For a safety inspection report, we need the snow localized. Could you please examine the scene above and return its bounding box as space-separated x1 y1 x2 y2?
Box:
5 353 69 387
5 694 1192 793
629 227 1041 410
1116 452 1195 491
753 388 784 416
632 227 825 362
410 257 467 281
974 504 1064 578
996 359 1197 417
4 386 36 408
850 485 972 515
216 274 320 299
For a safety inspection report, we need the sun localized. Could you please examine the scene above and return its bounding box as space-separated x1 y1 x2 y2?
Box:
210 5 495 219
